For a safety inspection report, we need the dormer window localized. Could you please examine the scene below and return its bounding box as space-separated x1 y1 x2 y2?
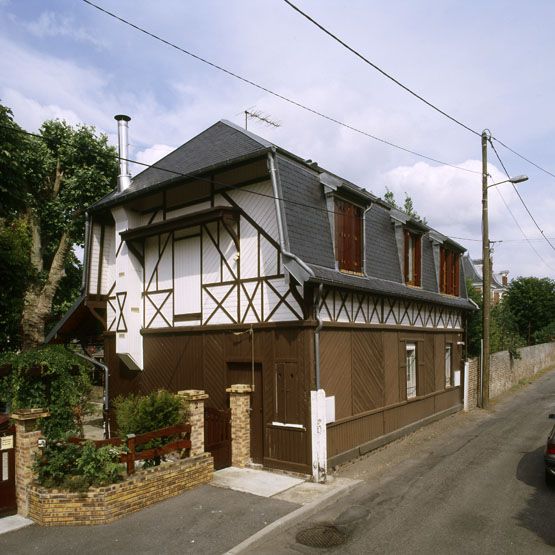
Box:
440 246 460 296
334 198 363 273
404 230 421 286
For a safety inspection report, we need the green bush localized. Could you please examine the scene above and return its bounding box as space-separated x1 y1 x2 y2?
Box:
0 345 91 439
114 390 187 468
114 390 185 436
34 440 123 492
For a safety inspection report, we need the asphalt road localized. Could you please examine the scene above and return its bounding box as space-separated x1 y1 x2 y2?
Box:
252 369 555 554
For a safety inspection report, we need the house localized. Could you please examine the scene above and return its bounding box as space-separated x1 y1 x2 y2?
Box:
48 116 475 478
462 255 508 304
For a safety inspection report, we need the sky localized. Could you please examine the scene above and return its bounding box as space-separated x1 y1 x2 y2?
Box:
1 0 555 279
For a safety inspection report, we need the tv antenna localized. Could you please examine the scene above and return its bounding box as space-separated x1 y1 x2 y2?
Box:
244 109 280 130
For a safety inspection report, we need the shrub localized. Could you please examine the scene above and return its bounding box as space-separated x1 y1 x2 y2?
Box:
0 345 91 439
34 440 123 491
114 390 187 467
114 390 185 436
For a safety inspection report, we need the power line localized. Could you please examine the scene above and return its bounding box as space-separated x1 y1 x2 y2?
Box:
282 0 481 137
488 138 555 252
282 1 555 186
79 0 479 175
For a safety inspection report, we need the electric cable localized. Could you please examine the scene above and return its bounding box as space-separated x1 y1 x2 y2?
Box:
79 0 479 175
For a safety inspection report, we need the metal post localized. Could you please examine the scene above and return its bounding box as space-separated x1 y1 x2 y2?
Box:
481 130 491 409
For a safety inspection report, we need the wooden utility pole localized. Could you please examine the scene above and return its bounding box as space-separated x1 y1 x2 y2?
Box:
481 130 491 409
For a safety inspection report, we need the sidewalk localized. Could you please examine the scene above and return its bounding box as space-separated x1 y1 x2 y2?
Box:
0 468 358 554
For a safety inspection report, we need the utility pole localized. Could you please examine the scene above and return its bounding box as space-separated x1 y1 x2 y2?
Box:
481 130 491 409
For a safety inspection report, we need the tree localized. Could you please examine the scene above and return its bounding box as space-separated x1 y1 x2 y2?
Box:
490 300 525 358
503 277 555 345
382 188 427 224
0 103 118 349
465 278 482 358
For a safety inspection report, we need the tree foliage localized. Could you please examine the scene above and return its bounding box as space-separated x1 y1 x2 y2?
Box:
503 277 555 345
383 188 427 224
465 279 482 358
0 345 91 439
0 102 118 349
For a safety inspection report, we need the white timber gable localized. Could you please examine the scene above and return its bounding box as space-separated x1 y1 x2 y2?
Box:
87 180 304 370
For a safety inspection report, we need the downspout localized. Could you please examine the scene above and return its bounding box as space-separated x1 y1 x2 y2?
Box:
362 203 375 277
314 283 324 390
81 213 90 292
73 351 111 439
267 150 314 279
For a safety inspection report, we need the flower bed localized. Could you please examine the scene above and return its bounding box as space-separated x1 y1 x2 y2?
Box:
28 452 213 526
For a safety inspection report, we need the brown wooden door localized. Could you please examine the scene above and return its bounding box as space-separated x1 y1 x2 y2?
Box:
0 424 16 517
204 406 231 470
227 362 263 464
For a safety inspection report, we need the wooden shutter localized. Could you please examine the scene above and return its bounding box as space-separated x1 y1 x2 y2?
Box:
274 363 285 422
453 253 460 296
414 235 422 286
335 199 362 272
439 246 446 293
404 230 410 283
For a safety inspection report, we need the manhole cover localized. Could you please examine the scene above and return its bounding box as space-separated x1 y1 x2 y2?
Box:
296 524 347 548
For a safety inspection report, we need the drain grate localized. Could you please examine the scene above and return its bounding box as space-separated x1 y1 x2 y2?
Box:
296 524 347 548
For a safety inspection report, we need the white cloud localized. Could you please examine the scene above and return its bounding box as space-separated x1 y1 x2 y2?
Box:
23 11 106 49
134 144 176 168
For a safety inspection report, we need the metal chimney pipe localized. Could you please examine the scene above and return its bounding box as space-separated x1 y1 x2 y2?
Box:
114 114 131 192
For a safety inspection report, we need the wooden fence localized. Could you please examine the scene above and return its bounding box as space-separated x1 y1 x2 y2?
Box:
69 423 191 475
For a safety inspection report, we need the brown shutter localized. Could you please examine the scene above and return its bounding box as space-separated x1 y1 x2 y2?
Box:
439 246 445 293
414 235 422 286
454 253 460 296
404 230 410 283
398 339 407 400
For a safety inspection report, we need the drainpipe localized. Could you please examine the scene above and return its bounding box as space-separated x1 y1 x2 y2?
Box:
73 351 111 439
314 284 324 390
81 213 90 292
362 204 374 277
267 150 314 280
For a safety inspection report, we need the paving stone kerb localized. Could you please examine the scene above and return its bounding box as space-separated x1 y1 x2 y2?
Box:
28 453 213 526
11 409 49 517
227 384 252 467
466 341 555 407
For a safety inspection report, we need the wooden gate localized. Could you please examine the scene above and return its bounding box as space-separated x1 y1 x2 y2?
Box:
204 406 231 470
0 418 17 517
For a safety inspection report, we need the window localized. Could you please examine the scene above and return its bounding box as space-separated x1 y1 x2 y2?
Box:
404 230 422 286
335 198 363 273
445 343 452 387
406 343 417 399
440 246 460 296
273 362 302 426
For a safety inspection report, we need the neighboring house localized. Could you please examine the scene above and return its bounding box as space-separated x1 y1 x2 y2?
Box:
462 255 508 304
48 117 475 476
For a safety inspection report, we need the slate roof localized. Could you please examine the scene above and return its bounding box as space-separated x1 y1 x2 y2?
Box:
91 119 474 310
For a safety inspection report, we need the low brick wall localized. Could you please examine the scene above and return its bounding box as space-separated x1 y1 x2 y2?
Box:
490 342 555 399
28 453 213 526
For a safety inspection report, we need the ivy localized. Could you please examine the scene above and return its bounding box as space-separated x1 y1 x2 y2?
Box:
0 345 91 439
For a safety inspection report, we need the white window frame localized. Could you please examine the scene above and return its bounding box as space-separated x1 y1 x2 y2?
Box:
445 343 452 388
406 343 417 399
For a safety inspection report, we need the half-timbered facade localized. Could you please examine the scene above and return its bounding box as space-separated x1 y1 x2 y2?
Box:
49 118 475 476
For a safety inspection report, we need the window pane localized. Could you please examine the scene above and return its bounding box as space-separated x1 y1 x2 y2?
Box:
445 344 452 387
406 343 417 399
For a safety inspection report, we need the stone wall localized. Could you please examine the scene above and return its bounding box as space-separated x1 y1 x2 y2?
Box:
489 342 555 399
28 453 213 526
466 341 555 407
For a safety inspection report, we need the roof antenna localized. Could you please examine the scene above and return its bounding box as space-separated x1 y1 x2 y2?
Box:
244 109 281 130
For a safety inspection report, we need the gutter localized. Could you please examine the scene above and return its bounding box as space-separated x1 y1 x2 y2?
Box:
73 351 111 439
267 150 314 284
362 203 375 277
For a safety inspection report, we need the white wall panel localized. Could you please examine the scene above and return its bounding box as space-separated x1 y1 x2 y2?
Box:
166 201 210 219
174 236 201 315
157 233 172 290
202 222 220 284
239 217 258 279
100 224 115 295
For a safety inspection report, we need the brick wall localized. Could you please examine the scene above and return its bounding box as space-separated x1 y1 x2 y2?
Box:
28 453 213 526
465 358 479 410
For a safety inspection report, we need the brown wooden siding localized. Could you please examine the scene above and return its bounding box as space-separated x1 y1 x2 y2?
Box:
105 325 313 474
321 328 464 462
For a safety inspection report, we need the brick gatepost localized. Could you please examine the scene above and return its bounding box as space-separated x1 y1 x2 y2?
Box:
11 408 49 517
178 390 208 456
226 384 252 467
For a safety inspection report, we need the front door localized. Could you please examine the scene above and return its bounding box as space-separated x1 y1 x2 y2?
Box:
227 362 263 464
0 421 16 517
